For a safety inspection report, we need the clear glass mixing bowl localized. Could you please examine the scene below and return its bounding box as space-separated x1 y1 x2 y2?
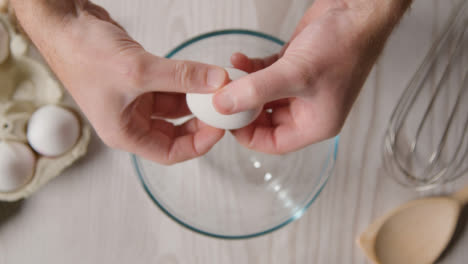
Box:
132 29 339 239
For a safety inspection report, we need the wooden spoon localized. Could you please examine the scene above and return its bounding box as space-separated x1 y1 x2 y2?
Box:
358 185 468 264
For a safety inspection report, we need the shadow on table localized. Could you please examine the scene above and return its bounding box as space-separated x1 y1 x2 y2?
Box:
438 203 468 262
0 200 24 228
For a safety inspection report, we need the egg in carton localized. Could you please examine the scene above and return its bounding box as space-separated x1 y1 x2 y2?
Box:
0 13 91 201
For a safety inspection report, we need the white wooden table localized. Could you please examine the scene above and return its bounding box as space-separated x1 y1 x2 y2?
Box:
1 0 467 263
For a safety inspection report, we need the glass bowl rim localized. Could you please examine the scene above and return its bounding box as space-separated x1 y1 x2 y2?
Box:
132 29 340 239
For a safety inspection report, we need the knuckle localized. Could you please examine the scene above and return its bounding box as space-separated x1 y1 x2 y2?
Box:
323 122 342 139
162 153 183 166
160 159 177 166
273 148 290 155
156 156 172 165
173 61 194 92
246 78 265 102
299 108 344 143
315 117 344 141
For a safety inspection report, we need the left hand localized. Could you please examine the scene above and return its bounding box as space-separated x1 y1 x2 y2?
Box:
11 0 228 164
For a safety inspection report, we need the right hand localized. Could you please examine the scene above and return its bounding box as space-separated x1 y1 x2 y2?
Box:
213 0 411 154
11 0 229 164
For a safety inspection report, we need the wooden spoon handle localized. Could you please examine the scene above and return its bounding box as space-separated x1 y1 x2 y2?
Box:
453 185 468 205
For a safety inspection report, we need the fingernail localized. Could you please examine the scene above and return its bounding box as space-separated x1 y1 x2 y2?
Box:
214 92 235 114
207 68 227 88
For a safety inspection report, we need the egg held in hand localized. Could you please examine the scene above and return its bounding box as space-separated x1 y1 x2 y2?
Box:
186 68 262 130
27 105 80 157
0 141 36 192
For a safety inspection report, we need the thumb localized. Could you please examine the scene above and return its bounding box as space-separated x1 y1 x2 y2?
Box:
138 55 229 94
213 59 305 114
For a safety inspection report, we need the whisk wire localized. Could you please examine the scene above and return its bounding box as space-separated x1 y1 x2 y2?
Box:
384 0 468 189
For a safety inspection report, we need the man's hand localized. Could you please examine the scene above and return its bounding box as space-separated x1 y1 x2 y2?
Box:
213 0 412 154
11 0 229 164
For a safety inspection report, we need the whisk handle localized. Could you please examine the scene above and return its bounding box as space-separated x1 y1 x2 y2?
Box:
453 185 468 205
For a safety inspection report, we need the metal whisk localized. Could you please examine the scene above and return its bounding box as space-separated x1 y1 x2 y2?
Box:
384 1 468 190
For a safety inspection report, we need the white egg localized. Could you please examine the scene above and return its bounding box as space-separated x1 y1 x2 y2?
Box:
0 141 36 192
27 105 80 157
186 68 262 130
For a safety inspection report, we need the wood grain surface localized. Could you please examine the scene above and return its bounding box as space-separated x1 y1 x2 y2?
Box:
1 0 468 263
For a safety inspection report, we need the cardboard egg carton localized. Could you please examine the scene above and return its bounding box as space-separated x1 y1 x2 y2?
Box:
0 11 91 201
